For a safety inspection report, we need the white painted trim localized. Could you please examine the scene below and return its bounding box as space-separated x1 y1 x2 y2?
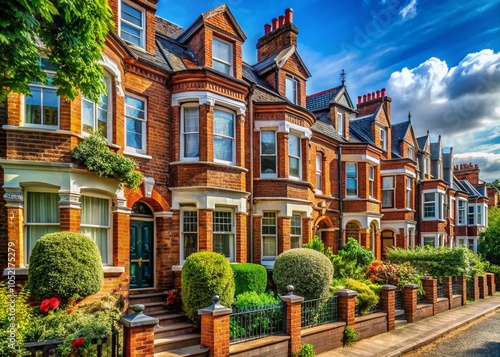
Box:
341 154 380 165
254 120 312 139
100 54 124 96
171 187 249 213
253 198 313 217
154 211 173 218
380 169 416 178
172 91 246 115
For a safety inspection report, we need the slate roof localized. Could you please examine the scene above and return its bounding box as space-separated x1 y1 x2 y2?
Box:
311 115 346 143
349 115 375 145
459 180 483 198
391 121 410 157
430 140 442 159
306 86 342 112
453 177 468 192
417 135 428 150
156 16 184 39
156 36 197 71
252 46 311 78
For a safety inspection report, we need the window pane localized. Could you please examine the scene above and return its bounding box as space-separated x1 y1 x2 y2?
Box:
261 157 276 174
261 131 276 154
346 163 357 178
81 196 109 263
184 134 200 158
122 3 142 26
383 177 394 188
121 24 141 46
289 157 299 177
126 118 143 149
213 39 231 62
27 192 60 223
125 96 145 119
424 193 434 202
213 234 233 258
289 135 300 156
214 110 234 137
183 107 199 158
43 88 58 126
214 137 232 161
26 87 42 125
213 61 231 75
286 78 297 104
183 211 198 260
183 233 197 259
263 236 277 257
81 98 94 134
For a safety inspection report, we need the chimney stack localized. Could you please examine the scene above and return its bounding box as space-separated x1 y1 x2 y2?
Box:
257 9 299 62
376 90 380 98
264 23 271 35
279 15 285 26
285 8 293 23
358 96 362 104
367 93 371 101
381 88 386 97
363 94 367 102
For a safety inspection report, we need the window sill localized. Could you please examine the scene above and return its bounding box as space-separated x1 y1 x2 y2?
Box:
123 150 152 160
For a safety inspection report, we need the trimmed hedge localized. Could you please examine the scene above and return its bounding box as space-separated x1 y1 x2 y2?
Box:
273 248 333 300
27 232 103 300
231 263 267 296
387 245 486 281
182 252 235 326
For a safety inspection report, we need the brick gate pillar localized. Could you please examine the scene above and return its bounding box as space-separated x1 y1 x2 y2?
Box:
335 289 357 327
380 285 396 331
120 305 159 357
403 284 418 323
199 295 233 357
280 285 304 356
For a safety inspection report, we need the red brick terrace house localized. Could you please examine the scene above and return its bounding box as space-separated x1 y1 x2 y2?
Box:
0 1 490 311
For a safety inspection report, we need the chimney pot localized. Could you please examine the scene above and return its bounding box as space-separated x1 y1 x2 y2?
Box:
367 93 372 101
279 15 285 26
376 90 380 98
363 94 367 102
372 92 375 99
272 18 279 30
381 88 386 97
358 96 362 104
264 23 271 35
285 8 294 23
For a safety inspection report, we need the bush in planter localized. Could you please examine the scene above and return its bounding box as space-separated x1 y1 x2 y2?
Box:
231 263 267 296
27 232 104 300
182 252 235 327
273 248 333 300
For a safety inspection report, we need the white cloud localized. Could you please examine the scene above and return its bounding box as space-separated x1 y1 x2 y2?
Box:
399 0 418 21
454 152 500 182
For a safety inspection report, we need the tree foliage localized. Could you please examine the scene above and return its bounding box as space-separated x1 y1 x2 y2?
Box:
478 206 500 265
0 0 113 102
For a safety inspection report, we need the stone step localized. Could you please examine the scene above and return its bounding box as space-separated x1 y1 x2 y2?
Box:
154 322 196 339
154 344 209 357
154 312 191 326
129 292 166 304
140 301 167 314
154 334 201 354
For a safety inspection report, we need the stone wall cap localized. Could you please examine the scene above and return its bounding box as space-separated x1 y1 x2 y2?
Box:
334 289 357 297
198 295 233 316
280 294 304 303
404 283 419 289
120 312 159 327
381 284 397 291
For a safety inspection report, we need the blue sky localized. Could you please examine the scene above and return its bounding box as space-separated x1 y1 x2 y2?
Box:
156 0 500 182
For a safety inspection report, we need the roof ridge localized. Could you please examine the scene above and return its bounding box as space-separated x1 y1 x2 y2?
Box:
307 86 342 98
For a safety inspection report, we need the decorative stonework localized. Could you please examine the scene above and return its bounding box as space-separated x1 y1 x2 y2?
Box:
59 192 81 209
3 189 24 208
113 198 131 214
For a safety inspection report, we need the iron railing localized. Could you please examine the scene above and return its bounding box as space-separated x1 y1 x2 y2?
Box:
355 302 381 317
395 290 403 310
301 296 338 328
452 283 459 295
230 303 286 344
467 283 475 300
23 327 121 357
437 284 444 297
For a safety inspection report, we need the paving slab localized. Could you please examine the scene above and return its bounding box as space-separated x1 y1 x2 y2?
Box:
318 296 500 357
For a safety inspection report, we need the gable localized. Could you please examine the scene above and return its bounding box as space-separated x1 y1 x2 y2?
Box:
205 12 246 42
337 93 350 108
281 52 310 79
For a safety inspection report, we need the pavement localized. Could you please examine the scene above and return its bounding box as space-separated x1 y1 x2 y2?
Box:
318 295 500 357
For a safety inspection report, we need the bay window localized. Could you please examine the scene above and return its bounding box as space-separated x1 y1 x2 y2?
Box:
181 210 198 261
125 94 147 154
423 191 445 220
213 108 235 164
181 105 200 160
288 134 301 178
457 199 466 225
261 130 277 177
316 154 323 193
80 196 110 264
382 176 394 208
213 210 235 261
290 214 302 249
262 212 277 260
369 166 374 198
346 163 358 197
406 177 412 209
82 76 112 140
468 205 475 225
25 192 60 262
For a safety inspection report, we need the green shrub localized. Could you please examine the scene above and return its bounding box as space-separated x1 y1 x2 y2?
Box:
292 343 316 357
234 291 280 309
343 326 357 346
387 245 486 282
302 235 325 253
273 248 333 300
339 238 375 271
27 232 103 300
345 278 379 315
0 284 32 356
366 261 424 294
182 252 235 326
72 131 143 189
231 263 267 296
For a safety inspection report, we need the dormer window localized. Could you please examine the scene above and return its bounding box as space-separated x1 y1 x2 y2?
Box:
337 112 343 136
120 1 145 48
380 128 387 151
408 147 413 159
212 38 233 76
286 77 298 104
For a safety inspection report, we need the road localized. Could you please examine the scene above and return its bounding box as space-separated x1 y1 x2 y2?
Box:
403 311 500 357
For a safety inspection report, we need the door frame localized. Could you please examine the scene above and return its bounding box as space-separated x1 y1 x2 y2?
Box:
130 215 156 290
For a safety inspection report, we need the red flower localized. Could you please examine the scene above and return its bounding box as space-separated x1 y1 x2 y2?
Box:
393 277 398 282
40 299 51 313
66 309 73 314
72 301 77 307
72 338 85 349
49 297 60 309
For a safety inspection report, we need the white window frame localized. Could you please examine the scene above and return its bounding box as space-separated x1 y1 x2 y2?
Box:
81 76 112 141
380 128 387 151
337 112 343 136
449 196 455 219
212 37 233 76
423 235 436 247
468 204 475 225
213 107 236 165
24 190 60 264
213 208 235 262
290 214 302 249
382 176 395 208
24 59 59 129
408 147 413 160
369 166 374 198
262 212 278 261
316 153 323 193
181 209 198 263
346 163 358 197
80 194 112 265
457 199 467 225
286 76 298 104
180 103 200 161
260 130 277 178
406 177 412 209
288 133 301 179
422 190 445 220
476 204 485 226
124 93 147 154
119 0 145 48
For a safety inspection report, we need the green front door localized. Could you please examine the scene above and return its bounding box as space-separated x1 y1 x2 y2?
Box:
130 221 154 289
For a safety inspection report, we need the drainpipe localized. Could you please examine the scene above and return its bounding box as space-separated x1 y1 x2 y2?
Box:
247 83 256 263
338 144 343 251
274 65 279 94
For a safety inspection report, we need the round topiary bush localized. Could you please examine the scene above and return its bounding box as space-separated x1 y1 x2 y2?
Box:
231 263 267 296
182 252 235 326
273 248 333 300
27 232 103 300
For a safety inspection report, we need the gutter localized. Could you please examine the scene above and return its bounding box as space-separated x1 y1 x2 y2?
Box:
338 144 343 251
